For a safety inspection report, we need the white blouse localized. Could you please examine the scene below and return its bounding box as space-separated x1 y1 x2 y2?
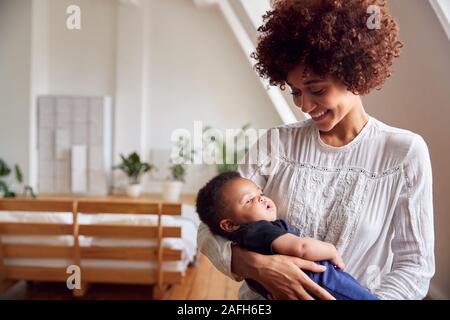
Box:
197 116 435 300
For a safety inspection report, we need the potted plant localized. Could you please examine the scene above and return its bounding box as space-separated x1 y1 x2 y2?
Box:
0 158 36 198
162 136 193 202
113 152 156 198
162 163 186 202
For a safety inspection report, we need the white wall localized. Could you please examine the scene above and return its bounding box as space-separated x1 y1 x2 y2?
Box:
0 0 32 183
144 0 281 192
47 0 117 96
30 0 50 188
363 0 450 299
147 0 281 150
115 1 148 160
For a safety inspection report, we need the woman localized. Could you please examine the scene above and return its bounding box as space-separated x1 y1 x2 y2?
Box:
197 0 434 300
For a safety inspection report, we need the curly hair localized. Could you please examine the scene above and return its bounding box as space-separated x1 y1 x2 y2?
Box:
196 171 241 236
251 0 403 95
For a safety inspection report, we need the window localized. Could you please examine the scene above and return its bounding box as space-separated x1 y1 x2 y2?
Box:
430 0 450 41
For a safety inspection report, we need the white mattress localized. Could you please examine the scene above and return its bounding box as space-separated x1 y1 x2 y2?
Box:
3 258 188 272
0 204 200 271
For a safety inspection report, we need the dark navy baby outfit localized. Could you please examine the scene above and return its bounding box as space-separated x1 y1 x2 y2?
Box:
227 219 379 300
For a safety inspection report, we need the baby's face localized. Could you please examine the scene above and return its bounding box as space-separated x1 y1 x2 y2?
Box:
221 177 277 224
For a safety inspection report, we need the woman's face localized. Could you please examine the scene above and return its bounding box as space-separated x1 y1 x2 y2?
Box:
286 63 359 132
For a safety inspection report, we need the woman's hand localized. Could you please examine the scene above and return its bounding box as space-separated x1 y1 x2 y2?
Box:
255 254 336 300
231 246 335 300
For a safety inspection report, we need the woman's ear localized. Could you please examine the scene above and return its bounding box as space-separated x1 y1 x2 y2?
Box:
219 219 240 233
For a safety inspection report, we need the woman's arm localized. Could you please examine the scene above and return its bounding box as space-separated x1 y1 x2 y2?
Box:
373 135 435 300
272 234 345 269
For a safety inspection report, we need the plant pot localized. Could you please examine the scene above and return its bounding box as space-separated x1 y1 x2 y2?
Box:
162 181 183 202
125 184 142 198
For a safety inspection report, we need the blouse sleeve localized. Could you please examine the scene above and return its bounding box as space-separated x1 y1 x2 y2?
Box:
196 131 275 280
197 222 243 281
373 135 435 300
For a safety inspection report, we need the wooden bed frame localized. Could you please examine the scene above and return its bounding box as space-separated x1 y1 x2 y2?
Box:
0 198 186 298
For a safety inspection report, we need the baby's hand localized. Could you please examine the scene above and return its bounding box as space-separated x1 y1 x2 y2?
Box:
330 247 345 270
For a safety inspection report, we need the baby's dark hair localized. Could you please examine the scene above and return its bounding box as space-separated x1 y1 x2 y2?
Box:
196 171 241 236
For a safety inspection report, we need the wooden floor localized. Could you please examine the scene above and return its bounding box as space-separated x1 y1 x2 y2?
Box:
0 255 242 300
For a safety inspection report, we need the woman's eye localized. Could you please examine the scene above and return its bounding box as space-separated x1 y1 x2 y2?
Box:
310 88 326 96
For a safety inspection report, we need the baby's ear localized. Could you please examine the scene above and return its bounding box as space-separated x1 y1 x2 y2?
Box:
219 219 240 233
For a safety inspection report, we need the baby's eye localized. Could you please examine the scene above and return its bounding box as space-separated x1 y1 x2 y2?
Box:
246 198 253 204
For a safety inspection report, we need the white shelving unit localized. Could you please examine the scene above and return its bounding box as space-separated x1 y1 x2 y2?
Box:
37 95 112 195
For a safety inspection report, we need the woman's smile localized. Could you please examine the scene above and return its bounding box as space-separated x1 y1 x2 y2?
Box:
310 109 331 122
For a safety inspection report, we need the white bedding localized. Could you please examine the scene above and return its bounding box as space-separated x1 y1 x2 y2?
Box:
0 204 200 271
3 258 189 272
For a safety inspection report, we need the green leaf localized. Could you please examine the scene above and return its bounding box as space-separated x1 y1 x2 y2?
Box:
113 152 156 181
4 191 16 198
0 159 11 177
15 164 23 183
169 164 186 182
129 152 140 164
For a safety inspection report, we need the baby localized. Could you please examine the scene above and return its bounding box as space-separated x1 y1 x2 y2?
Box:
196 171 378 300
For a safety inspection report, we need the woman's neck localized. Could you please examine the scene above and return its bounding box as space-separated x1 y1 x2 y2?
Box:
319 99 369 147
